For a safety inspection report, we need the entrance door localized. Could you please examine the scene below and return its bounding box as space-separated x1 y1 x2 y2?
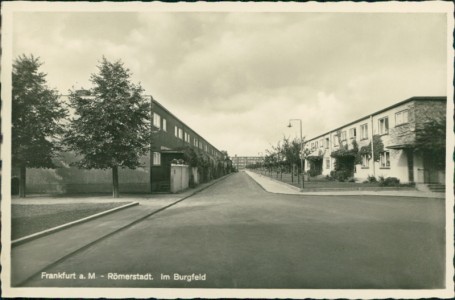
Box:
150 153 175 192
423 153 439 183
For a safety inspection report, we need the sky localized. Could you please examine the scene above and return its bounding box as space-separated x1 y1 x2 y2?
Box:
12 11 447 156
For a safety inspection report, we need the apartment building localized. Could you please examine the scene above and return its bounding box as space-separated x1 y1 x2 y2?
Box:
231 156 264 170
12 95 227 194
149 98 227 191
304 96 446 184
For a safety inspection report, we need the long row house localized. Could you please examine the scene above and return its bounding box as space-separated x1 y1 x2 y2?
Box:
12 95 230 195
303 96 446 188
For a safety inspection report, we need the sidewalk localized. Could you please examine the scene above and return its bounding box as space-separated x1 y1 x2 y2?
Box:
12 190 201 207
245 170 445 199
10 174 231 287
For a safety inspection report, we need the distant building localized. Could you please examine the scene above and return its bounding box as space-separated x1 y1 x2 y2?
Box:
232 156 263 170
304 96 446 186
12 95 229 194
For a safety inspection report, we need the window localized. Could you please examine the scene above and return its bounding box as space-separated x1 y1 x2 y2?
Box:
325 138 329 149
153 113 161 129
315 141 318 148
349 128 356 139
311 142 314 150
152 152 161 165
320 139 324 148
162 119 167 131
174 126 178 137
379 117 389 135
178 128 183 139
360 124 368 140
380 152 390 168
199 141 203 149
184 132 190 143
333 134 339 147
395 110 409 126
205 144 208 152
340 130 347 141
325 158 330 169
194 138 198 147
361 154 369 168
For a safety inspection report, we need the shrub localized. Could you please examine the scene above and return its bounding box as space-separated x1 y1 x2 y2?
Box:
367 175 377 183
171 158 186 165
379 176 400 187
308 168 320 177
330 170 351 182
189 175 195 188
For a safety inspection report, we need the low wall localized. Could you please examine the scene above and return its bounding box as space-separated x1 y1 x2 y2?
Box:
170 164 190 193
12 164 150 195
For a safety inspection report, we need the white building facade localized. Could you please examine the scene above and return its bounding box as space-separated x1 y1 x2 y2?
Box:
304 97 446 184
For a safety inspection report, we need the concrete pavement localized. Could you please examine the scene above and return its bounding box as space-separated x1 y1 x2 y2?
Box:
10 174 231 287
245 170 446 198
19 171 445 289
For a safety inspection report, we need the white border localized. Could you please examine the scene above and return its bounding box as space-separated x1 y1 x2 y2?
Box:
1 1 454 299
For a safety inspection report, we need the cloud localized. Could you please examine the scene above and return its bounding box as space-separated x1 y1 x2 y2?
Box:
12 11 447 156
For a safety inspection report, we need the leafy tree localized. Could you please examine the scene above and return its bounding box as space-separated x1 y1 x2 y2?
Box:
12 54 67 197
64 57 151 198
414 118 446 168
220 150 234 173
281 136 303 172
181 146 200 167
265 136 305 174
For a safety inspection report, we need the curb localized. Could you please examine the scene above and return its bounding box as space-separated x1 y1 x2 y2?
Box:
12 202 140 247
245 171 301 193
16 173 234 287
255 172 302 192
298 192 446 199
246 171 445 199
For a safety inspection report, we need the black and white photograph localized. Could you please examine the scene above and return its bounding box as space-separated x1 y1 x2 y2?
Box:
1 1 454 299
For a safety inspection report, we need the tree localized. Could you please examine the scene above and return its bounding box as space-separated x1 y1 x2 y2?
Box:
281 136 302 172
414 118 446 168
64 57 151 198
12 55 67 197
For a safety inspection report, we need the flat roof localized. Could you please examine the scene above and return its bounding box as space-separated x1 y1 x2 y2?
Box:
306 96 446 143
150 96 223 155
60 93 224 156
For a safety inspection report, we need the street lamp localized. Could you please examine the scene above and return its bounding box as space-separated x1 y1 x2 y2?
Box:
288 119 304 189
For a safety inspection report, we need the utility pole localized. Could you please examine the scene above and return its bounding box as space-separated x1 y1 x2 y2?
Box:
288 119 304 189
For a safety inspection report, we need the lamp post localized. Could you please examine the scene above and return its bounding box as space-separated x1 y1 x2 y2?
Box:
288 119 304 189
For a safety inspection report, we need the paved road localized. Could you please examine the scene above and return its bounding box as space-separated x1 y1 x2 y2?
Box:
23 171 445 289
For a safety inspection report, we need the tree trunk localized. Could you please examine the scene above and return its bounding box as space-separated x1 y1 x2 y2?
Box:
291 164 294 183
112 166 119 198
19 164 26 198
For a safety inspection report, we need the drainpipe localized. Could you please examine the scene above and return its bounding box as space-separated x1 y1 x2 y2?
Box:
370 115 375 177
150 95 155 193
329 132 332 172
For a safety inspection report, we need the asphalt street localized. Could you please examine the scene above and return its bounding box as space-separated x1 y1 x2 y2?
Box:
23 171 445 289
